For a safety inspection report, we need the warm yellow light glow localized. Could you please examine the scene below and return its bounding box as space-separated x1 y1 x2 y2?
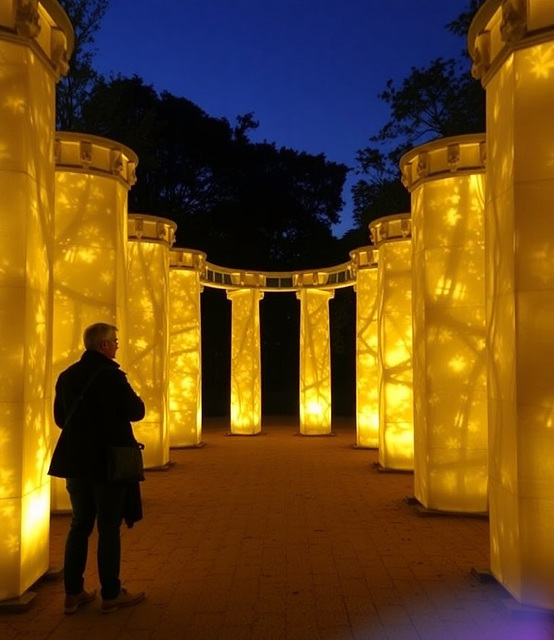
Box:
4 0 554 615
52 133 137 511
469 0 554 610
401 136 488 514
127 215 176 468
350 247 379 447
168 249 205 447
0 0 73 601
198 260 354 435
298 289 333 435
370 215 414 470
227 288 263 435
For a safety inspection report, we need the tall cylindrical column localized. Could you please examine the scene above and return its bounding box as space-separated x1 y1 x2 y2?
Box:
227 288 263 435
0 0 73 601
370 215 414 470
168 249 205 447
52 133 137 511
127 215 176 469
350 247 380 448
401 135 487 513
469 0 554 609
297 287 334 435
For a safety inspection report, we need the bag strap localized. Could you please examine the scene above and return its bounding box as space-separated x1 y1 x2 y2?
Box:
63 367 108 428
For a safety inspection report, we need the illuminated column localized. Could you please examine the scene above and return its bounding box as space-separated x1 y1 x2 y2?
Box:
0 1 72 601
52 133 137 511
370 215 413 470
227 288 263 435
168 248 205 447
401 135 487 513
350 247 380 447
469 0 554 609
127 215 176 469
297 287 334 435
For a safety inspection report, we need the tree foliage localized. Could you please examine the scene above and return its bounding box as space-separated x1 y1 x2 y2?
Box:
351 0 486 233
53 2 489 416
79 75 347 270
56 7 352 414
56 0 109 130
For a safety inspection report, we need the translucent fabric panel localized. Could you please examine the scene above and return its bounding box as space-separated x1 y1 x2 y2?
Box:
485 34 554 609
168 269 202 446
411 159 486 513
416 176 485 250
127 241 170 468
0 483 50 601
514 43 554 183
228 289 263 435
298 289 333 436
378 240 413 470
0 35 56 600
52 170 129 511
355 268 379 447
514 181 554 292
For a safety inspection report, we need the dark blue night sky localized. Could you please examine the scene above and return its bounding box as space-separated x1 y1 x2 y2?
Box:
93 0 473 234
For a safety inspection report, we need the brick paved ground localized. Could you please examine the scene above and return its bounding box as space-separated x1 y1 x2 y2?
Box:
1 417 553 640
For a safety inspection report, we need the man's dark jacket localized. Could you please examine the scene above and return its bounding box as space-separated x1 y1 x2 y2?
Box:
48 349 145 481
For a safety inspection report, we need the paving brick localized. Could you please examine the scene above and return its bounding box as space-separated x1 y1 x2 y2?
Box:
1 419 554 640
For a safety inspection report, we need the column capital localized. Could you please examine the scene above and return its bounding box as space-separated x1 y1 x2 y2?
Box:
226 287 264 301
400 134 486 192
369 213 411 247
349 246 379 270
1 0 74 80
55 132 139 189
128 214 177 248
169 248 207 272
469 0 554 86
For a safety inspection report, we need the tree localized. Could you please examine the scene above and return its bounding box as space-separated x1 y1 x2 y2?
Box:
201 141 346 270
56 0 109 130
56 6 351 415
79 75 348 270
350 1 485 234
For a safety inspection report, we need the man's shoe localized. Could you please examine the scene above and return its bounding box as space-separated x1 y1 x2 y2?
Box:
101 588 145 613
64 589 97 614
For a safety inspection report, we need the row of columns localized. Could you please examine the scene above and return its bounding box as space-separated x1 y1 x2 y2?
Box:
0 0 74 601
226 287 335 437
469 0 554 611
2 0 554 613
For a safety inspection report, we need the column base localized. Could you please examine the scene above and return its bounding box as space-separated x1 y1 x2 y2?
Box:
0 566 62 611
145 461 175 472
373 462 413 474
226 431 266 436
471 568 554 620
295 431 335 437
170 442 206 449
0 591 37 612
406 496 488 518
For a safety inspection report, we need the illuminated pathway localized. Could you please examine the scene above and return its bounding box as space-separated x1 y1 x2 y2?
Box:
3 0 554 613
2 419 553 640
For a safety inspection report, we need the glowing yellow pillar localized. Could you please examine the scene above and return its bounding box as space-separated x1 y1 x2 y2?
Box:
370 215 413 470
227 288 263 435
0 0 72 601
401 135 487 512
52 133 137 511
298 287 334 435
470 0 554 609
350 247 379 447
168 248 205 447
127 215 176 468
